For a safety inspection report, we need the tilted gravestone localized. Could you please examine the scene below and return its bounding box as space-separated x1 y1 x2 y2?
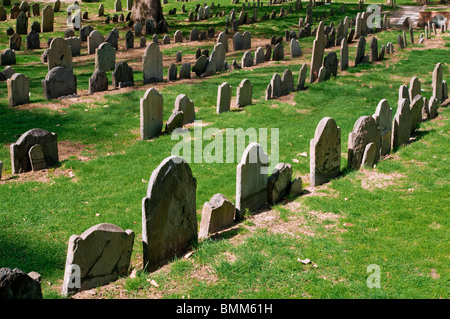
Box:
355 36 367 66
174 94 195 124
140 88 163 140
297 63 308 91
47 37 72 71
269 73 282 99
95 42 116 71
409 76 421 102
347 116 381 170
112 61 134 88
310 21 325 83
42 66 77 100
236 142 269 220
198 193 236 239
142 42 163 84
62 223 134 296
267 163 292 204
310 117 341 187
7 73 29 107
10 128 58 174
236 78 253 108
392 98 411 149
142 156 197 272
217 82 231 114
432 62 443 102
372 99 392 157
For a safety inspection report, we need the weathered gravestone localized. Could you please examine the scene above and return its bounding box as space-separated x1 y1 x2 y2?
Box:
88 69 108 94
392 98 411 149
41 5 54 32
87 30 104 55
340 37 348 71
198 193 236 239
61 223 134 296
140 87 163 140
267 163 292 204
174 94 195 124
236 142 269 220
174 30 183 43
112 61 134 88
0 268 42 299
7 73 29 106
432 62 443 102
16 11 28 35
95 42 116 71
28 144 47 171
10 128 58 174
1 49 16 66
236 78 252 108
193 55 208 77
47 37 72 71
310 21 325 83
355 36 367 66
9 33 21 51
323 51 338 80
42 66 77 99
142 156 197 272
125 30 134 50
290 38 301 58
26 30 40 50
241 50 253 67
310 117 341 187
281 69 294 95
372 99 392 157
347 116 381 170
142 42 163 84
217 82 231 114
297 63 307 91
409 94 424 135
272 42 284 61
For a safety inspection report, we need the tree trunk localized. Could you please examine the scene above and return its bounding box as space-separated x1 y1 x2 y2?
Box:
132 0 163 24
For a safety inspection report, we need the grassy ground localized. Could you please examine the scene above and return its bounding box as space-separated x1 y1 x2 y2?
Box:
0 1 449 299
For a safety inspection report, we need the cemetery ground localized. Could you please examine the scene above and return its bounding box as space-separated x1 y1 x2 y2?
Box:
0 0 449 299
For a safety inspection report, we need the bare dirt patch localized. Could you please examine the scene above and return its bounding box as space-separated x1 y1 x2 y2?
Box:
358 169 405 190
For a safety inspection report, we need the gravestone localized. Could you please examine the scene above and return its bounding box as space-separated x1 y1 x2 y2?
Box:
174 94 195 124
427 96 438 119
80 25 94 42
217 31 228 52
62 223 134 296
28 144 46 171
272 42 284 61
255 47 265 65
236 78 252 108
26 30 40 50
269 73 282 99
1 49 16 66
168 63 177 81
409 94 424 135
236 142 269 219
198 194 236 239
233 32 243 51
142 156 197 272
290 38 301 58
310 21 325 83
340 37 348 71
392 98 411 149
217 82 231 114
7 73 29 106
179 63 191 79
361 142 377 167
65 37 81 57
281 69 294 95
142 42 163 84
190 27 199 41
10 128 58 174
95 42 116 71
174 30 183 43
355 36 367 66
310 117 341 187
242 31 251 49
193 55 208 77
98 4 104 17
165 111 184 134
9 33 21 51
409 76 421 102
213 43 226 72
370 36 378 62
347 116 381 170
297 63 307 91
140 88 163 140
0 268 42 299
87 30 104 55
373 99 392 157
323 51 338 80
88 69 108 94
105 30 119 50
267 163 292 204
114 0 122 12
112 61 134 88
42 5 54 32
432 62 443 102
125 30 134 50
47 37 72 71
16 11 27 35
42 66 77 100
241 50 253 67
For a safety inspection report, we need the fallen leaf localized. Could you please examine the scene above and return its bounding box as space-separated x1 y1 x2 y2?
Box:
299 152 308 157
292 159 299 163
184 251 194 259
298 258 311 265
148 279 159 287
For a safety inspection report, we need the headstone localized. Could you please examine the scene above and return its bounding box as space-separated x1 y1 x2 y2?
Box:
95 42 116 71
62 223 134 296
432 62 443 102
399 84 409 103
217 31 228 52
41 5 54 32
9 33 21 51
270 73 282 99
409 76 421 101
0 268 42 299
7 73 29 106
310 117 341 187
165 110 184 134
427 96 438 119
28 144 46 171
290 38 301 58
174 94 195 124
125 30 134 50
310 21 325 83
236 142 269 219
168 63 177 81
47 37 72 71
272 42 284 61
98 4 104 17
392 98 411 149
355 36 367 66
42 66 76 100
174 30 183 43
372 99 392 157
142 156 197 272
242 31 251 49
213 43 226 72
1 49 16 66
66 37 81 57
233 32 243 51
281 69 294 95
409 94 424 135
297 63 307 91
26 30 40 50
10 128 58 173
241 50 253 68
88 69 108 94
193 55 208 77
112 61 134 88
114 0 122 12
217 82 231 114
370 36 378 62
323 51 338 80
87 30 104 55
198 194 236 239
340 37 348 71
190 27 199 41
105 30 119 50
142 42 163 84
255 47 265 65
179 63 191 79
80 25 94 42
267 163 292 204
347 116 381 170
140 88 163 140
16 11 28 35
236 78 252 108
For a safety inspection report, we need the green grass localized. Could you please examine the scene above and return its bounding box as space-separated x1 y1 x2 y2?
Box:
0 0 449 299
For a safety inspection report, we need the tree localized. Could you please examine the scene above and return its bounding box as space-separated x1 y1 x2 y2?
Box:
132 0 164 24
